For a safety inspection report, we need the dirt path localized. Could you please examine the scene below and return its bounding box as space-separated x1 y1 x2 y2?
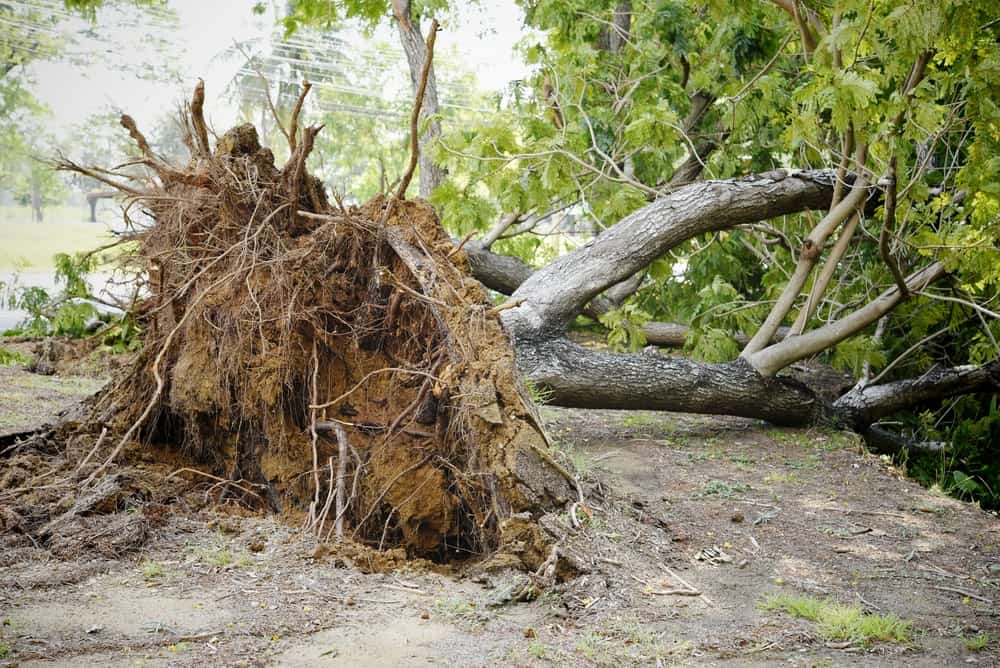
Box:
1 365 998 666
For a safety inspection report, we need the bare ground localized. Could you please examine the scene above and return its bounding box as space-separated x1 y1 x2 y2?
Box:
1 359 998 667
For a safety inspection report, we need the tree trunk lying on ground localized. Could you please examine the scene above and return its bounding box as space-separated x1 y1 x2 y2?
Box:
489 170 996 442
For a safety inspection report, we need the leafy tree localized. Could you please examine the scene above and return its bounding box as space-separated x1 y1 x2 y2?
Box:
432 0 1000 499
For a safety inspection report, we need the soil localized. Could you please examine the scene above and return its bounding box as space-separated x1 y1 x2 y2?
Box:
1 355 998 667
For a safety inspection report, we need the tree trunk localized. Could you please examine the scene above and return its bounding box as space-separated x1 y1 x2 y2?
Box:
86 190 115 222
479 168 989 449
30 171 43 222
518 338 832 426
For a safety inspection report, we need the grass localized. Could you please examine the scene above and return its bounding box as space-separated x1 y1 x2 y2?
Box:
193 546 253 569
142 560 164 579
965 632 991 651
0 347 30 367
0 215 117 271
527 641 547 659
701 479 750 497
574 631 614 664
760 594 912 646
0 641 8 658
622 413 658 428
522 377 554 405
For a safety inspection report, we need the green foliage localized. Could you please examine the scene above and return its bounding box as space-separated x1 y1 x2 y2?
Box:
902 395 1000 510
598 303 649 352
0 347 30 366
965 633 992 652
522 377 554 406
1 251 139 348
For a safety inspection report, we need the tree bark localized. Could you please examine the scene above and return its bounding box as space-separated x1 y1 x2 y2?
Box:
834 360 1000 430
519 338 832 426
504 169 838 339
478 167 989 448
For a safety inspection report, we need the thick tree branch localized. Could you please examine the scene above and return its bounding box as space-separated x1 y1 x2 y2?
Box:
836 359 1000 429
505 169 839 340
520 338 832 426
748 262 947 376
789 212 861 335
742 147 869 356
861 425 948 457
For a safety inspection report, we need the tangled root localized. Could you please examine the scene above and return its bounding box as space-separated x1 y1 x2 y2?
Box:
60 84 573 563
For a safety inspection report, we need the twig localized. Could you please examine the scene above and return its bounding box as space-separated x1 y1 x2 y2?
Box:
73 426 107 475
166 468 264 502
659 564 712 604
487 298 524 316
879 155 908 296
396 18 439 201
235 43 289 145
932 585 993 604
446 231 476 258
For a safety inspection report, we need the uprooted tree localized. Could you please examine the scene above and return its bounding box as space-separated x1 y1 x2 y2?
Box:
58 66 581 565
50 0 1000 561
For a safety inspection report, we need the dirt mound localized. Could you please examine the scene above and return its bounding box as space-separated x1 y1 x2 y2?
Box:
42 83 574 566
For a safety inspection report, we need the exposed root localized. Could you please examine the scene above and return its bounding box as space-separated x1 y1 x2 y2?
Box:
52 82 574 564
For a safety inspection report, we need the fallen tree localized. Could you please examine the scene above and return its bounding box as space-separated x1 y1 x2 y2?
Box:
61 86 994 564
45 0 1000 560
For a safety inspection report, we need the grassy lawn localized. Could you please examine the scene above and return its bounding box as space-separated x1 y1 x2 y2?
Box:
0 205 117 271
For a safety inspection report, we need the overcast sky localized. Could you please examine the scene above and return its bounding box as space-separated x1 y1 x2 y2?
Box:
25 0 528 137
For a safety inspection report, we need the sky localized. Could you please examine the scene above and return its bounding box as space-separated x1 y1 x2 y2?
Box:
24 0 530 138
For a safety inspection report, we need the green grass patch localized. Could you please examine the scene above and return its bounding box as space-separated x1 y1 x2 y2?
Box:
142 560 164 579
760 594 912 646
701 479 750 497
0 347 30 366
193 546 252 569
965 632 991 651
622 413 658 428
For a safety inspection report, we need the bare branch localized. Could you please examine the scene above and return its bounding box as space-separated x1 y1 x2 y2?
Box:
748 262 947 376
742 146 869 355
190 79 212 156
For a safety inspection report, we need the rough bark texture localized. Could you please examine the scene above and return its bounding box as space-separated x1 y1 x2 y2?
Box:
518 338 832 427
835 361 1000 430
504 169 838 339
